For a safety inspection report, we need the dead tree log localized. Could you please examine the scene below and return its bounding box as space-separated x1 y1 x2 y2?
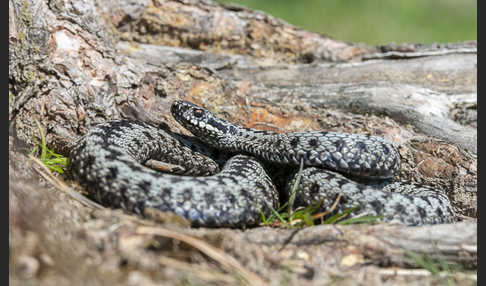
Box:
9 0 477 285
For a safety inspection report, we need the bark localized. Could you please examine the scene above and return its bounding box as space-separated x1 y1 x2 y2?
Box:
9 0 477 285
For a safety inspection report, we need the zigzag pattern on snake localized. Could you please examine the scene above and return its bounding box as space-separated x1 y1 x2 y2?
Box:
68 100 455 227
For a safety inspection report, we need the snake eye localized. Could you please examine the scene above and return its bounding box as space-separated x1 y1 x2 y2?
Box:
193 109 204 118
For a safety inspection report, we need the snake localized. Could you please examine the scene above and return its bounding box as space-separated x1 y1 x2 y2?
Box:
68 100 455 227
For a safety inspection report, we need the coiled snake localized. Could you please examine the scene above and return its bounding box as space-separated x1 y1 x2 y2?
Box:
68 100 455 227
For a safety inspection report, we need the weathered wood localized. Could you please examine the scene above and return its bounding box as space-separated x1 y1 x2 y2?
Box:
9 0 477 285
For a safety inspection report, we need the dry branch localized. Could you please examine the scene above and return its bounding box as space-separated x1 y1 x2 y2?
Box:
10 0 477 285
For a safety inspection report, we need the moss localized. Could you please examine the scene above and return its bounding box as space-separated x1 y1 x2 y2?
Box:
15 114 25 130
17 1 30 51
24 70 36 83
20 0 31 25
17 30 26 43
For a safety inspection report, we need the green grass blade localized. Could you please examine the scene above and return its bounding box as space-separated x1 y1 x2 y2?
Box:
34 119 48 159
31 119 68 174
301 212 314 226
323 206 360 224
337 215 383 225
288 158 304 225
260 210 267 224
262 204 289 226
406 251 440 275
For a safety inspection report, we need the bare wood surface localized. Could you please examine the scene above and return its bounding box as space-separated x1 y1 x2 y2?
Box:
10 0 477 285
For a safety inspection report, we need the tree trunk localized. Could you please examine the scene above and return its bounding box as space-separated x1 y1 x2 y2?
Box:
9 0 476 285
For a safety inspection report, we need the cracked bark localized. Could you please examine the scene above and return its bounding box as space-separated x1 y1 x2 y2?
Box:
9 0 476 285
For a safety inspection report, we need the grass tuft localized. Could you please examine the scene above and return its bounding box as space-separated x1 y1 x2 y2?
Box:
406 250 466 286
406 251 462 275
30 120 68 174
260 165 383 228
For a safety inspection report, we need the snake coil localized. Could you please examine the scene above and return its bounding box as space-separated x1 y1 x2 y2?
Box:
68 100 455 227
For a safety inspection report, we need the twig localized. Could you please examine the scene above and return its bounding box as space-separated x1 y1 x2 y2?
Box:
136 226 268 286
29 154 104 210
252 121 283 131
372 267 477 281
145 159 186 174
362 48 477 60
311 193 342 221
157 255 237 284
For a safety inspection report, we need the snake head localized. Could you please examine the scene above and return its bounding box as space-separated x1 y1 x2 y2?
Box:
171 100 234 147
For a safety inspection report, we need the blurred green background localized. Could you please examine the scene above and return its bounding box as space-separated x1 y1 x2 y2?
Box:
215 0 477 45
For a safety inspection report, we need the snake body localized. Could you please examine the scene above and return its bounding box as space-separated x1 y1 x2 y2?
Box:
68 100 455 227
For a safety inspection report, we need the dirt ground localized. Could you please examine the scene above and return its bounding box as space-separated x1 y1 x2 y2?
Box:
9 0 476 285
9 129 477 286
